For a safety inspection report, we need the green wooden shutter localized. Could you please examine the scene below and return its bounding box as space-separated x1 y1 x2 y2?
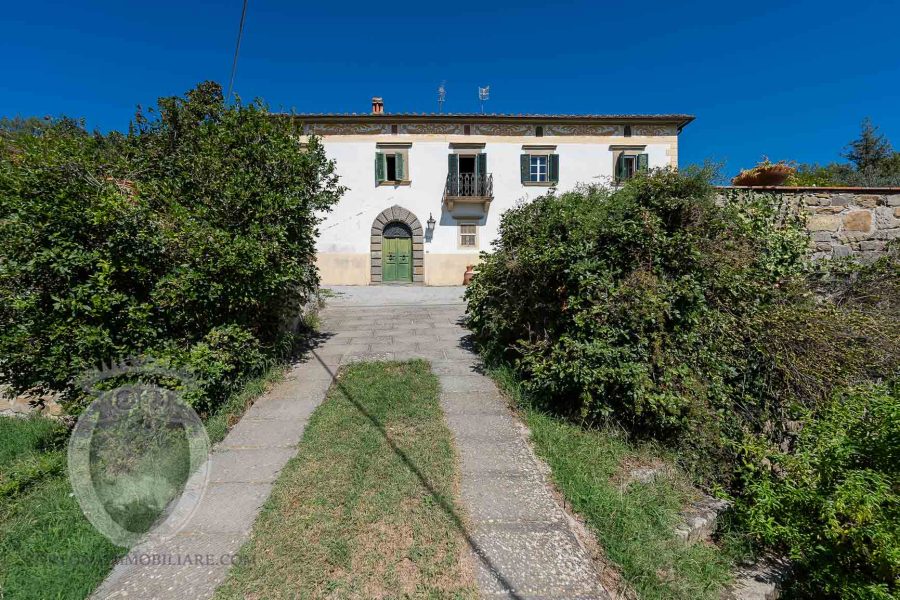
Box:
375 152 385 183
549 154 559 183
476 153 487 195
448 154 459 195
395 152 405 180
615 153 626 182
477 153 487 177
638 153 649 173
520 154 530 183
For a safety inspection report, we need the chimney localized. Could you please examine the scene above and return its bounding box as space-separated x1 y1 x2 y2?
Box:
371 97 384 115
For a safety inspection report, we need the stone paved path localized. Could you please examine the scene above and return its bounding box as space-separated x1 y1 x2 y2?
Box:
93 285 606 599
91 352 336 599
323 286 608 599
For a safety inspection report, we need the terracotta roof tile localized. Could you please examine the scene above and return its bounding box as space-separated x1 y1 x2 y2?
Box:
275 112 694 127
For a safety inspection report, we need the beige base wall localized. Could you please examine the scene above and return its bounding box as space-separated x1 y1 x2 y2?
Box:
425 253 481 286
317 253 370 286
316 252 480 286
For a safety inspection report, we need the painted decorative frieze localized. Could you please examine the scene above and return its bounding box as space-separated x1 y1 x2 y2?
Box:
633 124 676 136
472 123 532 136
300 121 675 136
403 123 462 135
303 123 388 135
544 123 620 136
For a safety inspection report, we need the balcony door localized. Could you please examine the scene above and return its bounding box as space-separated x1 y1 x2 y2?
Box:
448 153 487 196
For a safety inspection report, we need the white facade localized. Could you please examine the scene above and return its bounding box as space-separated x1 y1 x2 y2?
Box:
300 112 692 285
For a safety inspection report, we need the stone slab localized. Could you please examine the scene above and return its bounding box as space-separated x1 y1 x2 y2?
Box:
244 394 321 421
207 448 297 484
441 374 501 393
218 417 307 449
461 472 565 524
470 523 607 598
179 482 273 535
92 532 248 600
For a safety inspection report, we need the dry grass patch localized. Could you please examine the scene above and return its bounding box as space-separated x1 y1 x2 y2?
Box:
216 360 477 600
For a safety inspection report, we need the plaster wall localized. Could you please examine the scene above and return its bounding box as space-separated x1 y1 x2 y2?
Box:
316 135 675 284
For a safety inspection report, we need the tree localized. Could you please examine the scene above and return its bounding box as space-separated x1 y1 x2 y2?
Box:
0 82 345 412
787 118 900 187
842 117 893 172
0 115 51 137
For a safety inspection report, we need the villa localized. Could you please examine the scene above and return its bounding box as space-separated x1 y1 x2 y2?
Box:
293 98 693 285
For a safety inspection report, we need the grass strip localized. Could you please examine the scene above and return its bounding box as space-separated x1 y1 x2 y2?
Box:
0 364 288 600
489 364 735 600
216 360 478 600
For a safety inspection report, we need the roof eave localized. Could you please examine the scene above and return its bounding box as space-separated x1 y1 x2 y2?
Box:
275 112 695 130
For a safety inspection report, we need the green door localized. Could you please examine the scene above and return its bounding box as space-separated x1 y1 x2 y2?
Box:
383 237 412 282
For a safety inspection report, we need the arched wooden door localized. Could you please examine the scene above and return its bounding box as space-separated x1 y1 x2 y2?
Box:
382 221 413 282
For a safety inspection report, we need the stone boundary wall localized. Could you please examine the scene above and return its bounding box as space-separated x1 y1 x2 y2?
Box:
0 384 63 418
717 187 900 260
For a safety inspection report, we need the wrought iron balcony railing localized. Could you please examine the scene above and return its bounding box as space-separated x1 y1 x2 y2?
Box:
445 172 493 199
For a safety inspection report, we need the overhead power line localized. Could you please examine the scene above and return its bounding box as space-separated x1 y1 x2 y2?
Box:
226 0 249 101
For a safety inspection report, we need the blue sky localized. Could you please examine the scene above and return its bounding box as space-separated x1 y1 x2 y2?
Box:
2 0 898 176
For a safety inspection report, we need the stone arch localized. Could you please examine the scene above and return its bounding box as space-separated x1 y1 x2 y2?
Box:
371 205 424 283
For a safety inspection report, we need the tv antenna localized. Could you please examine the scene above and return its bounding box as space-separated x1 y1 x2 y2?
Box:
478 86 490 113
438 81 446 113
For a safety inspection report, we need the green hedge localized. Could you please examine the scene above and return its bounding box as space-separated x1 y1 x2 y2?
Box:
465 169 900 598
0 82 344 414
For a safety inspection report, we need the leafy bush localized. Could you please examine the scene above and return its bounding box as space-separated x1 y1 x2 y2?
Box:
0 82 344 413
466 169 900 597
737 382 899 599
467 169 810 437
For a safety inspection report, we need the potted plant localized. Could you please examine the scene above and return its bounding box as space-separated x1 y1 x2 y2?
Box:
732 157 796 186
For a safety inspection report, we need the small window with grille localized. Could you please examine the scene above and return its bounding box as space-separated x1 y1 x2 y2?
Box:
458 222 478 248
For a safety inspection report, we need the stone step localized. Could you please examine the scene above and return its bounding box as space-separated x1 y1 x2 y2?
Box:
674 494 731 544
622 464 730 545
621 453 789 599
723 555 790 600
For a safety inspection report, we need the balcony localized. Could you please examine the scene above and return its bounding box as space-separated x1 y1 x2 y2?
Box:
444 173 493 211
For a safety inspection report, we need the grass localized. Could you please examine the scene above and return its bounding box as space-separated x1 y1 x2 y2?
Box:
0 365 289 600
205 367 287 445
487 364 735 600
0 415 121 600
216 360 478 600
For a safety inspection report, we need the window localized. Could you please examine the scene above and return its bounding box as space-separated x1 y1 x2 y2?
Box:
391 124 398 135
614 151 649 183
535 125 544 137
530 155 548 182
621 155 637 180
624 124 632 137
447 151 489 198
459 222 478 248
520 152 559 185
386 154 397 181
464 125 471 135
375 147 410 185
